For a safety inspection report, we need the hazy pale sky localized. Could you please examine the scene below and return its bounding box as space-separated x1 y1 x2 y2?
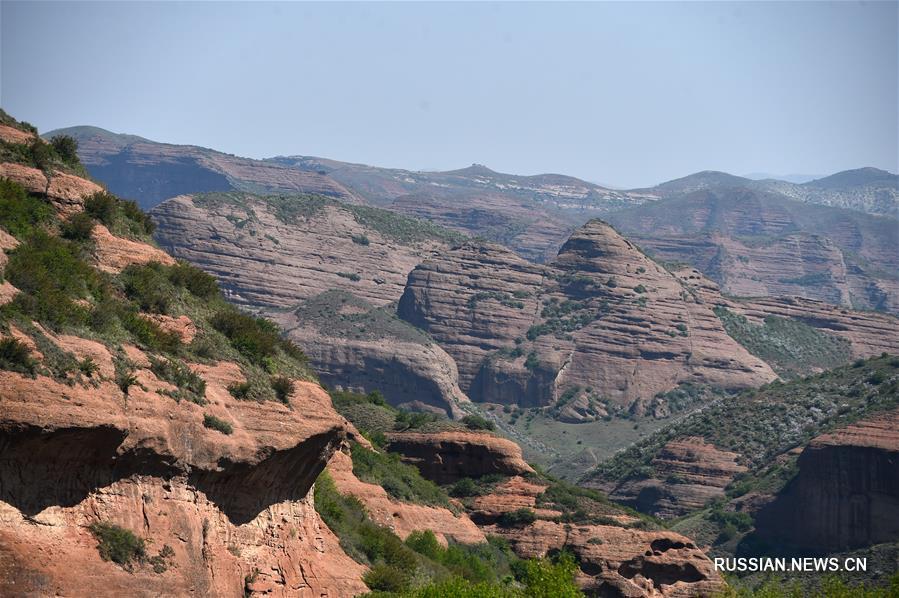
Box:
2 1 896 188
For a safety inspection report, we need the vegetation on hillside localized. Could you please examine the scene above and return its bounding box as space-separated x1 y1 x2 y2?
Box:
0 110 87 177
191 191 465 245
588 354 898 490
714 307 853 377
315 471 584 596
293 290 432 344
0 136 313 401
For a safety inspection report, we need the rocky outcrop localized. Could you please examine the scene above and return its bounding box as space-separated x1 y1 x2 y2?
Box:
0 163 104 217
398 241 548 395
470 476 563 522
385 431 535 484
0 124 34 144
152 194 451 310
487 520 724 597
326 450 484 545
0 328 367 596
281 324 469 418
91 224 176 273
609 438 748 518
752 408 899 553
674 267 899 359
399 220 776 411
606 188 899 313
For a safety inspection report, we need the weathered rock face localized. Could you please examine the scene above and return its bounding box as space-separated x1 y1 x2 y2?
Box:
278 323 469 418
0 330 367 596
674 266 899 360
488 520 724 597
385 431 535 484
399 220 777 410
752 408 899 553
0 162 104 217
609 438 748 519
398 241 548 396
152 194 452 310
91 223 176 273
606 188 899 313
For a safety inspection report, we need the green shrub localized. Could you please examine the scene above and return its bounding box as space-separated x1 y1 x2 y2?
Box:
203 414 233 435
168 261 219 298
462 414 495 431
351 233 370 246
60 212 96 241
211 307 295 365
404 530 443 560
449 477 482 498
0 337 37 376
364 563 412 592
633 284 647 294
119 308 181 352
497 508 537 527
525 351 540 370
394 409 439 431
228 381 253 400
78 357 99 378
49 135 80 167
84 191 154 237
114 357 140 396
0 178 53 239
120 262 173 314
150 356 207 404
271 375 294 403
89 522 146 569
350 443 450 507
84 192 118 223
5 231 101 327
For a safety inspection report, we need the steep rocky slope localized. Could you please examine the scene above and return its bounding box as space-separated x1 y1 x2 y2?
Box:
152 192 469 415
586 355 899 528
399 220 777 411
0 119 373 595
152 192 460 310
44 126 359 209
752 407 899 553
606 188 899 313
330 388 726 597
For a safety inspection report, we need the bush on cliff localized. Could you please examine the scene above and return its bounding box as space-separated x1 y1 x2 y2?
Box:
0 178 53 239
0 337 37 376
350 442 451 508
89 522 147 570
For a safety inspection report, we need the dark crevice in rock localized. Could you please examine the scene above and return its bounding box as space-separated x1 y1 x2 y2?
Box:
0 424 343 524
617 556 706 585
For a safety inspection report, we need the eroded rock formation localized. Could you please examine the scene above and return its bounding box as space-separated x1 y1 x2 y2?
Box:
609 438 748 519
0 337 367 596
385 431 535 484
399 220 777 410
752 408 899 553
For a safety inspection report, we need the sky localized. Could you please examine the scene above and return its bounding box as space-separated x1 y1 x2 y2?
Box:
1 1 896 188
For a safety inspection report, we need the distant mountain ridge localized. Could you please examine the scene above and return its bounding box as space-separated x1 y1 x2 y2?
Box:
635 167 898 216
46 125 898 266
